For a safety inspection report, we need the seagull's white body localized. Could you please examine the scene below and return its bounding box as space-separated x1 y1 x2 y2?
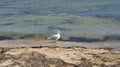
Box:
47 31 60 42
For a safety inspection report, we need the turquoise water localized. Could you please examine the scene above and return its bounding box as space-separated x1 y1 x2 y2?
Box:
0 0 120 39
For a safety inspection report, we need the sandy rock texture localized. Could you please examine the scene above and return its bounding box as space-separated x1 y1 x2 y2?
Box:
0 46 120 67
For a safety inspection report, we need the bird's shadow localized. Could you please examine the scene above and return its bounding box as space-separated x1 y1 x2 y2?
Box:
47 41 56 43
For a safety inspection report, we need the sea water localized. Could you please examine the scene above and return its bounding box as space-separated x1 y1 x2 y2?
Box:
0 0 120 39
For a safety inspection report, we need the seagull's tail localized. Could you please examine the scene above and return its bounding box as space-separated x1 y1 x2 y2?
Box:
47 38 50 39
47 37 51 39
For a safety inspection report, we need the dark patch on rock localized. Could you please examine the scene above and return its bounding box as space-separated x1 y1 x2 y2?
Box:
60 37 103 43
60 34 120 43
103 34 120 41
19 34 36 39
0 36 13 40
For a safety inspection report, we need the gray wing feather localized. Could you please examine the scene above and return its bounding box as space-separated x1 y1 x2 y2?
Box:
48 35 58 40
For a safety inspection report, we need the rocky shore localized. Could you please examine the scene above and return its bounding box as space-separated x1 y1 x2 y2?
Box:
0 45 120 67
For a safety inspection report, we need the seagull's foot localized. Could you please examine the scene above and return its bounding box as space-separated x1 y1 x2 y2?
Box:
49 44 58 48
53 40 57 43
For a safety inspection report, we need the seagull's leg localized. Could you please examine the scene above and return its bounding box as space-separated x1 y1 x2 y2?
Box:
53 40 57 43
51 44 56 47
50 40 57 47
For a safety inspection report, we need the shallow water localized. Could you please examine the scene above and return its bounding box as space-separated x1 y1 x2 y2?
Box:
0 0 120 39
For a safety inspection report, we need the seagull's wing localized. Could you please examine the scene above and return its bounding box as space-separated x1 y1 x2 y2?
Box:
47 34 57 40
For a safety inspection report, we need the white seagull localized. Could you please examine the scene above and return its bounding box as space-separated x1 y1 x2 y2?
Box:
47 31 61 43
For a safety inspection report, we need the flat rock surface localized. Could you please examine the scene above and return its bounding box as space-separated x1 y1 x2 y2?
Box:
0 46 120 67
0 39 120 52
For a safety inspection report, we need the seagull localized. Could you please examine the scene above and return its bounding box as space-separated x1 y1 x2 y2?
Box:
47 31 61 43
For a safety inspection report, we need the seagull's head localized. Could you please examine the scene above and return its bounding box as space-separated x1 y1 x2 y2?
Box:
57 31 60 34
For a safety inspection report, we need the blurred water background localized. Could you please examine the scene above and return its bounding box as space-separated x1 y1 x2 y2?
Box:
0 0 120 41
